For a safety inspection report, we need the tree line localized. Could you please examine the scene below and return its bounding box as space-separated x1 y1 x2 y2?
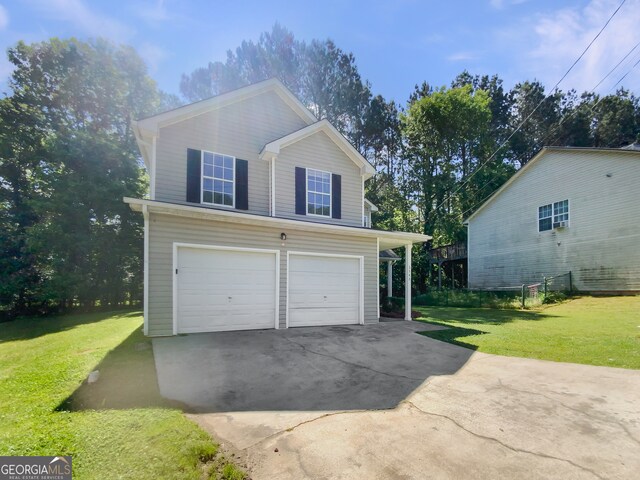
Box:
1 26 639 317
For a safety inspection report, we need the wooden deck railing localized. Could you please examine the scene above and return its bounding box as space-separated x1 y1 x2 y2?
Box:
428 242 467 262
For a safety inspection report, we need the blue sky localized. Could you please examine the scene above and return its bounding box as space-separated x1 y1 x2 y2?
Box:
1 0 639 104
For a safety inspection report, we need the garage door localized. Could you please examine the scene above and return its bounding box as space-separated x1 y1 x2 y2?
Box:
288 253 361 327
176 246 278 333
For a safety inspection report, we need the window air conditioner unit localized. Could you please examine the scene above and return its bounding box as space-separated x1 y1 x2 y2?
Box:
553 221 568 229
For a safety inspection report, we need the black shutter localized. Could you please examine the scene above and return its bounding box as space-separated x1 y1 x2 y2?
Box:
235 159 249 210
331 173 341 219
186 148 201 203
295 167 306 215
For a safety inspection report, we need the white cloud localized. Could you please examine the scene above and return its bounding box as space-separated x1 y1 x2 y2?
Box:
131 0 170 25
523 0 640 93
138 42 166 73
0 4 9 30
27 0 134 42
447 52 477 62
490 0 529 10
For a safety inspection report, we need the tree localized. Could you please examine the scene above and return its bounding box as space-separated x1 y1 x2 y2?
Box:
507 81 563 167
591 89 639 147
402 85 492 237
0 38 158 316
179 25 380 153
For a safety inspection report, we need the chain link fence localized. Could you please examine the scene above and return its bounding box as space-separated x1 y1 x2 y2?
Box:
414 272 573 309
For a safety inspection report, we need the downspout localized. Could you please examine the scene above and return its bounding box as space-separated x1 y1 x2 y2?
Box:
142 204 149 336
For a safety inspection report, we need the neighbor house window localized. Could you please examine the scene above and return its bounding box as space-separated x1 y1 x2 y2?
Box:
202 151 234 207
307 169 331 216
538 200 569 231
553 199 569 225
538 204 552 231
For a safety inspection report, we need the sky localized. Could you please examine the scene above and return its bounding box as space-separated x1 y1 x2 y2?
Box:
0 0 639 105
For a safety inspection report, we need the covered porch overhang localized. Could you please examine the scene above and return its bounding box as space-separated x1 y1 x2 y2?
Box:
376 234 432 321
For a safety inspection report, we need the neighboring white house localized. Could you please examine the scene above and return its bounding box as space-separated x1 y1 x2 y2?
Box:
465 146 640 292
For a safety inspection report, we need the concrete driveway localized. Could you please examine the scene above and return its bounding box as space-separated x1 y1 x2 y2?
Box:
153 321 640 479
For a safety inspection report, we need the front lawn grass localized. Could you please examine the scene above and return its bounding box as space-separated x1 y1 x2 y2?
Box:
0 310 246 479
416 295 640 369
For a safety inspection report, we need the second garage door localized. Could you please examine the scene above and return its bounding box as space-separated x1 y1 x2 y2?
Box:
176 246 278 333
288 253 362 327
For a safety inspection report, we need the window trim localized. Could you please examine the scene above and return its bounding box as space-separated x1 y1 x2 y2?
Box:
538 203 552 232
552 199 570 227
200 150 235 208
538 199 570 232
306 168 332 218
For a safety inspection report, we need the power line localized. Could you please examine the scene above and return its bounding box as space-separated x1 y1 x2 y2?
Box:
460 47 640 220
545 49 640 146
434 0 627 211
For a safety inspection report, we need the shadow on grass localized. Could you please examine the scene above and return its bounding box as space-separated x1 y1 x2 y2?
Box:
0 310 142 344
414 305 552 326
418 326 487 351
57 327 189 412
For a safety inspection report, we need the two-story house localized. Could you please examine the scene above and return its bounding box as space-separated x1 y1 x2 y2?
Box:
465 146 640 292
125 79 430 336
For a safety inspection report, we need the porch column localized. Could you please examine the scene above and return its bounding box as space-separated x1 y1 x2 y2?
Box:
405 243 412 321
387 261 393 297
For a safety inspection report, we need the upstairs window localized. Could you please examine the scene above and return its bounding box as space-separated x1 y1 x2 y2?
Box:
307 169 331 216
538 199 569 232
202 151 234 207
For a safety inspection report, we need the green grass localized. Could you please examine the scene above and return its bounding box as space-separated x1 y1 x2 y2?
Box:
0 311 246 479
416 295 640 369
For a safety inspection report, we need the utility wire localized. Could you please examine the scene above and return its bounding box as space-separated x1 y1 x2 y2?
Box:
460 49 640 220
434 0 627 211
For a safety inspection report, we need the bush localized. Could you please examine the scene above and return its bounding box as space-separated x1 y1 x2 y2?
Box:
381 296 405 313
414 289 524 309
542 291 567 304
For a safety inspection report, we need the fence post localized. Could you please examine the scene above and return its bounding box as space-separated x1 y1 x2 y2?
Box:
543 277 547 297
569 271 572 292
521 284 526 308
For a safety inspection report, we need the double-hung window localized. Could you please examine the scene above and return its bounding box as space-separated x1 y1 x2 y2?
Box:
538 199 569 232
553 200 569 225
538 204 552 231
202 151 234 207
307 169 331 216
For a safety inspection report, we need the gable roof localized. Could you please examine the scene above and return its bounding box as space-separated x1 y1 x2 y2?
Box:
364 199 379 212
259 119 376 178
132 78 317 169
464 146 640 224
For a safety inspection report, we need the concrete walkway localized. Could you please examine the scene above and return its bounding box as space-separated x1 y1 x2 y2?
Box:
153 322 640 479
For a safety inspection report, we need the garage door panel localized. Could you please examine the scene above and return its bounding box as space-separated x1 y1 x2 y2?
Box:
289 307 359 327
288 254 361 327
177 247 277 333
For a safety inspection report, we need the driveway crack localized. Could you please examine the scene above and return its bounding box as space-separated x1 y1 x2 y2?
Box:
492 380 640 448
403 400 606 480
241 410 365 451
281 336 424 381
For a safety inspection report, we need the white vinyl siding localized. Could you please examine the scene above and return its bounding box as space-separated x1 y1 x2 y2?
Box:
275 131 363 227
468 150 640 291
147 212 379 336
154 90 307 215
